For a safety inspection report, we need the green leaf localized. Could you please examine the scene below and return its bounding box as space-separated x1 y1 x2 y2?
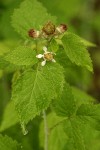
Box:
12 0 56 39
64 118 85 150
4 46 37 66
53 83 76 117
83 126 100 150
0 57 19 73
51 85 97 150
49 39 59 52
12 63 64 124
0 42 10 56
0 101 18 132
0 134 20 150
80 38 96 47
76 104 100 121
48 124 67 150
76 103 100 132
62 32 93 72
68 34 96 47
56 48 92 89
71 86 95 107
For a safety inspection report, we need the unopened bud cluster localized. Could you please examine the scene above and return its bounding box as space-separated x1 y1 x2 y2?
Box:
28 22 68 39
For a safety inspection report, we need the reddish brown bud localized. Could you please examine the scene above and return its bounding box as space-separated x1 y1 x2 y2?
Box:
56 24 68 33
42 22 55 35
28 29 35 37
60 24 68 32
28 29 40 38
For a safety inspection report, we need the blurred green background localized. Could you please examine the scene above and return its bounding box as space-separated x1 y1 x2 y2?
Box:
0 0 100 149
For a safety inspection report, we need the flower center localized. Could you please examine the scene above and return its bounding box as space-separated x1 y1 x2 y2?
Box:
44 53 53 61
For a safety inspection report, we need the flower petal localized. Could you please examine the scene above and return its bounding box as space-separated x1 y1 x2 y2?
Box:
52 59 56 63
43 46 47 52
36 54 43 58
41 60 46 66
56 27 62 33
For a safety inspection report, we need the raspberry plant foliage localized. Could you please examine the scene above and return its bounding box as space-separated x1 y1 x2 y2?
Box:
0 0 100 150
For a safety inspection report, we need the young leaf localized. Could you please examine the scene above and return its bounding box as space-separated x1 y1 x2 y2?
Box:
0 101 18 132
4 46 37 66
53 83 76 117
12 63 64 124
0 134 20 150
12 0 56 39
62 32 93 72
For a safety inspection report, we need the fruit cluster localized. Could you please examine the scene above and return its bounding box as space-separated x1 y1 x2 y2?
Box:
28 22 67 39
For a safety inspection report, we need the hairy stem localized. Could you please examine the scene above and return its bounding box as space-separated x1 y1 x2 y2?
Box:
43 110 48 150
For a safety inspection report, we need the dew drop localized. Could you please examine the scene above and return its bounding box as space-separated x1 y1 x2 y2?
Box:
21 122 28 135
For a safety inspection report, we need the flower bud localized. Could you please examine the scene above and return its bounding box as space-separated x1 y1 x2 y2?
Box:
28 29 40 38
56 24 68 33
42 22 55 35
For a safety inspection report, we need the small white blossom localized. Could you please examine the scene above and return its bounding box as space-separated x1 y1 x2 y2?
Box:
36 46 56 66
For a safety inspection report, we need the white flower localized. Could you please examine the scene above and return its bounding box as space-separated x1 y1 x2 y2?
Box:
36 46 56 66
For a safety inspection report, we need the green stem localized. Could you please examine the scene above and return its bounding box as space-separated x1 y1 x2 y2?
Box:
43 110 48 150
